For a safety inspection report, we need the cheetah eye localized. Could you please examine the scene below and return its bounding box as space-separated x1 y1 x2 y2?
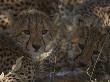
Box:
23 30 30 34
42 30 48 35
78 43 84 50
2 26 7 29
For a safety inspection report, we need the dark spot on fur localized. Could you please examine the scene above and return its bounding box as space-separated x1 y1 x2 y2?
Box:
20 73 24 75
28 76 31 79
1 0 4 2
15 3 21 7
15 78 21 82
10 60 14 65
8 78 13 80
28 80 31 82
11 0 15 3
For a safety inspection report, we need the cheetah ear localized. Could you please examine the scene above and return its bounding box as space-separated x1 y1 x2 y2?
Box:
12 56 24 72
0 72 4 80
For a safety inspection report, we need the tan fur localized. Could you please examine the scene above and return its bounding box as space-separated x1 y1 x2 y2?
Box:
10 9 55 51
60 0 110 66
0 32 36 82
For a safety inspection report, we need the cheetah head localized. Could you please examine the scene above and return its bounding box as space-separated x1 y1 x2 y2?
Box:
7 9 55 61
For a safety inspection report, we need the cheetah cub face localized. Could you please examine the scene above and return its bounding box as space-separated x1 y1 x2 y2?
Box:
0 10 13 30
10 9 54 52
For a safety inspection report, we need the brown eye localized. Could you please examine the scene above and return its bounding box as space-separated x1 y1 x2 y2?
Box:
23 30 30 34
42 30 48 35
2 26 7 30
78 43 84 50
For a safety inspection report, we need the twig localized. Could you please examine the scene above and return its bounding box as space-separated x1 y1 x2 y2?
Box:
86 34 109 81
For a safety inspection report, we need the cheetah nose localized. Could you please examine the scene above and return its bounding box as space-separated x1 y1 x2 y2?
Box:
32 44 41 51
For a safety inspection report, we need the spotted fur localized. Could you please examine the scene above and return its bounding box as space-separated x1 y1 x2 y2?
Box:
0 32 36 82
57 0 110 65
